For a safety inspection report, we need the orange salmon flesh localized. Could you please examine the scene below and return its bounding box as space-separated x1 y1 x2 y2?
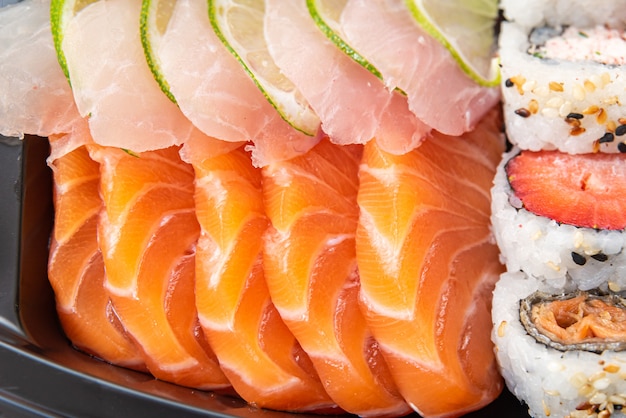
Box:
46 109 505 417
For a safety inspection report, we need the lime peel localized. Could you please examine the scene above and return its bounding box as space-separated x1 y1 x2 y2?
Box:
207 0 319 136
50 0 100 86
306 0 383 81
140 0 178 104
404 0 501 87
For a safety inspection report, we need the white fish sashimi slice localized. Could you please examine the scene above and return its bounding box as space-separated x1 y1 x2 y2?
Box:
264 0 387 146
341 0 500 136
374 91 430 155
46 116 92 163
61 0 200 153
157 0 319 167
0 0 81 138
264 0 429 153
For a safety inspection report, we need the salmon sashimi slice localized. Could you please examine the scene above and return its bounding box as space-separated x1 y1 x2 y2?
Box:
156 0 319 167
48 134 144 369
263 139 410 417
506 150 626 230
356 109 505 417
341 0 500 136
184 136 337 412
61 0 207 153
90 145 229 390
0 0 81 138
264 0 429 154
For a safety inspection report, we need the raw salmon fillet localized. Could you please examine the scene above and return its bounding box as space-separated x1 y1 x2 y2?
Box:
90 145 229 390
356 109 505 417
184 137 337 412
47 133 144 369
263 139 410 417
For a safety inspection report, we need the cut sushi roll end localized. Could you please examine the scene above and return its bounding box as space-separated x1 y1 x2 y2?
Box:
499 21 626 154
492 271 626 418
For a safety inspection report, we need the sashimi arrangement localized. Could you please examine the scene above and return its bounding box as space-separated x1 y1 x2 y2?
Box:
5 0 625 417
491 2 626 418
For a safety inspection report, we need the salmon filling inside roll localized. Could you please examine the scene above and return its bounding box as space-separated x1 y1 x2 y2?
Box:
521 291 626 352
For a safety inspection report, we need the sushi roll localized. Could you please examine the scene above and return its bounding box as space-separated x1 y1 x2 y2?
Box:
491 2 626 417
490 147 626 293
492 270 626 418
499 0 626 31
499 17 626 154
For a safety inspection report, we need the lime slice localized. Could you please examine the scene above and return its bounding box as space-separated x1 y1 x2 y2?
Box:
306 0 383 81
140 0 177 104
404 0 500 87
50 0 100 85
208 0 319 136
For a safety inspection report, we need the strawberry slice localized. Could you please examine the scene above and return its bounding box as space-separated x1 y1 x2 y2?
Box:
506 150 626 230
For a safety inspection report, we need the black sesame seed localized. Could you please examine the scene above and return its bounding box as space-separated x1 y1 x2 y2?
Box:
599 132 615 143
591 253 608 262
615 404 623 411
615 124 626 136
505 78 514 88
571 252 587 266
619 142 626 153
515 108 531 118
566 112 584 120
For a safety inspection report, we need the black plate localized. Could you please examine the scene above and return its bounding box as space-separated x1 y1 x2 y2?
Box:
0 135 530 417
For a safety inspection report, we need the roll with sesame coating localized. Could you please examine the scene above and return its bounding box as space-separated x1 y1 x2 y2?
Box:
499 0 626 31
499 21 626 154
492 270 626 418
490 148 626 293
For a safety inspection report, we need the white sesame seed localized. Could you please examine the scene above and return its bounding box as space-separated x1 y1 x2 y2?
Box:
601 96 619 105
609 394 626 405
579 383 595 397
546 261 561 271
590 74 602 89
523 80 537 92
541 108 559 118
591 372 607 382
573 84 586 101
546 97 564 108
571 372 588 389
497 321 507 338
559 101 573 117
593 377 611 391
608 282 622 292
533 86 550 97
601 72 611 87
591 392 608 405
573 231 584 248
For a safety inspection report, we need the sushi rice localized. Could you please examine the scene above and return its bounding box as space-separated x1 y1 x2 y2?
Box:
490 148 626 293
499 0 626 31
492 271 626 418
499 21 626 154
491 2 626 417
